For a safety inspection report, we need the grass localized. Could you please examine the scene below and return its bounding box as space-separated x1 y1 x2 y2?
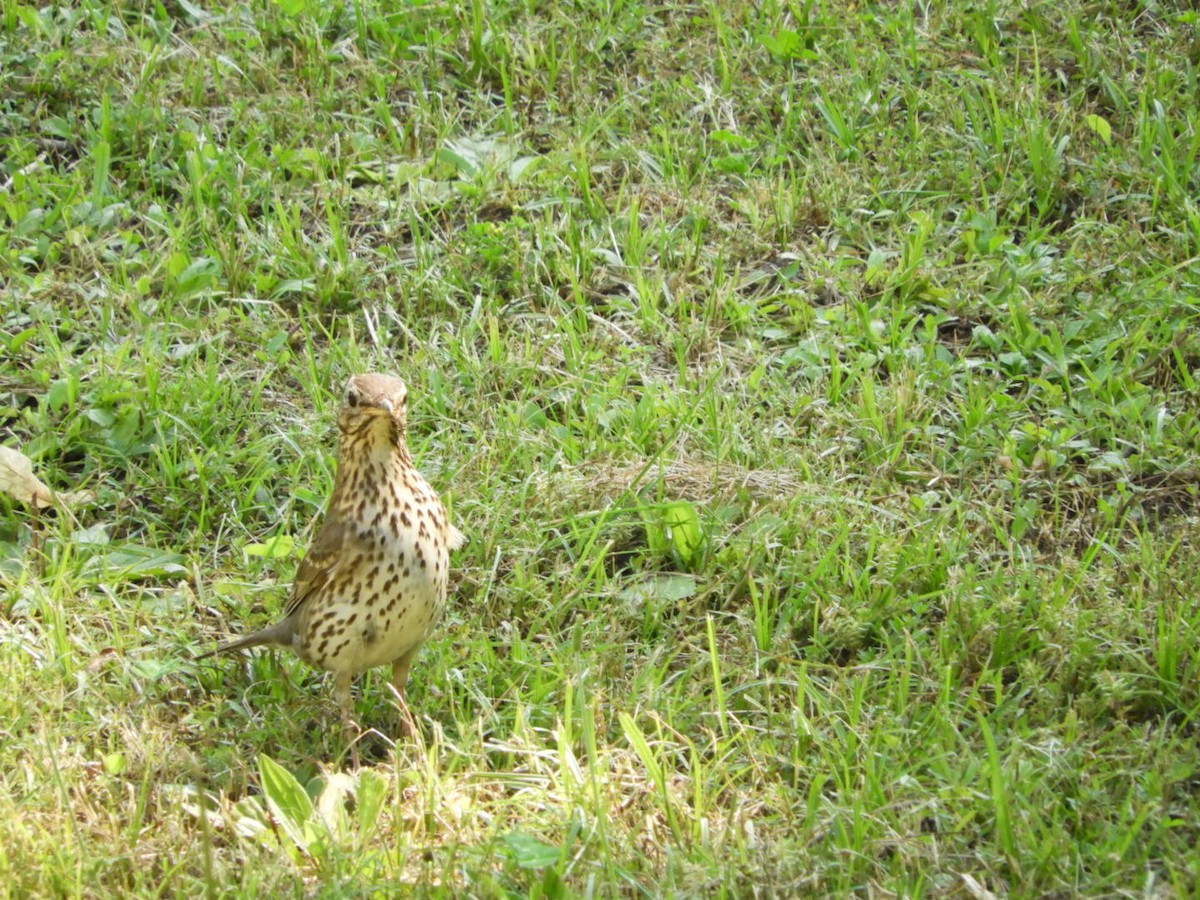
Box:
2 0 1200 895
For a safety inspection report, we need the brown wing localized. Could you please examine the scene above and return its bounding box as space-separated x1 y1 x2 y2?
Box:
283 516 358 619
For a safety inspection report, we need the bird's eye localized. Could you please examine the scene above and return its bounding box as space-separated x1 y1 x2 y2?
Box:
346 391 359 407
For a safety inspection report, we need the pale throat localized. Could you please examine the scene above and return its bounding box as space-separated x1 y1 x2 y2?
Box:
342 416 409 477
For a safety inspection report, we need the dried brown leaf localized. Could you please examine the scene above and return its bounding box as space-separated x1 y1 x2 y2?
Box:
0 445 56 508
0 446 93 510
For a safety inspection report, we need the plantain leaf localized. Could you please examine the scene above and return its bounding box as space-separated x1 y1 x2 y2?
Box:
258 754 313 853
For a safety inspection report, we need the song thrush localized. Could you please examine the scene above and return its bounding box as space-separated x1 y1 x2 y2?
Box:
200 373 465 747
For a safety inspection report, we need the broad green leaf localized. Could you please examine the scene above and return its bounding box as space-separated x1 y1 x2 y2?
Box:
6 326 37 350
271 278 315 298
502 832 561 869
620 574 697 605
1085 114 1112 146
314 773 353 843
103 752 127 775
434 147 475 176
258 755 313 852
757 29 803 58
243 535 297 559
91 139 111 199
663 501 703 564
509 155 542 180
86 545 187 578
355 769 389 837
47 376 76 412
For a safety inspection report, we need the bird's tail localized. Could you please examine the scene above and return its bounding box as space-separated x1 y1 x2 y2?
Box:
194 620 293 660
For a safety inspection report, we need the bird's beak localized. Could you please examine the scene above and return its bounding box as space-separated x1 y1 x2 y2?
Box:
377 399 394 414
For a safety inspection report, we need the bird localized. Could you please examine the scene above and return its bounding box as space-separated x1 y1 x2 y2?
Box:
199 373 466 755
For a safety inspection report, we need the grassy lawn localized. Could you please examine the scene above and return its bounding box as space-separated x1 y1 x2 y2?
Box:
3 0 1200 895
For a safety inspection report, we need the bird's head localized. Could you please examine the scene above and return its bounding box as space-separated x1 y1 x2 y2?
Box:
338 373 408 446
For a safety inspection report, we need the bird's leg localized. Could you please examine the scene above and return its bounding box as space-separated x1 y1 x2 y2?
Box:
391 649 418 738
334 672 360 768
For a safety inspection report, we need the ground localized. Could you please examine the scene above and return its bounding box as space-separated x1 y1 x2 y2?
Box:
2 0 1200 896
